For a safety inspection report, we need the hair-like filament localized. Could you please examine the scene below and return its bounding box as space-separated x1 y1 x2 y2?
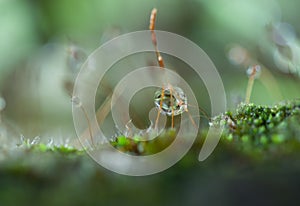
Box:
150 8 200 129
245 65 259 104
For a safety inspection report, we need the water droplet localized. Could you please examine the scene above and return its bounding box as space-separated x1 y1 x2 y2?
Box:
20 135 25 143
64 138 70 147
71 96 82 107
31 136 40 145
47 138 54 147
137 143 144 153
247 65 261 79
154 86 187 116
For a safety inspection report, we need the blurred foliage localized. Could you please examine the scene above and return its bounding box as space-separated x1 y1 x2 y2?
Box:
0 0 37 78
0 0 300 135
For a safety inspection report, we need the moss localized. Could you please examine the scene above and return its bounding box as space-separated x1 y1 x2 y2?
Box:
1 101 300 205
18 142 84 155
110 129 176 155
212 100 300 153
105 100 300 157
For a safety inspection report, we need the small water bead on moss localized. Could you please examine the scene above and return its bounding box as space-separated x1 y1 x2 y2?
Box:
18 135 41 148
154 86 187 116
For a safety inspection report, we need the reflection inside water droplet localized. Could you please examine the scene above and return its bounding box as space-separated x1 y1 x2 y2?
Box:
154 86 187 116
71 96 82 108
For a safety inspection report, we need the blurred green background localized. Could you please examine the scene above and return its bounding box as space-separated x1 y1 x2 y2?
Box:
1 0 300 137
1 0 300 205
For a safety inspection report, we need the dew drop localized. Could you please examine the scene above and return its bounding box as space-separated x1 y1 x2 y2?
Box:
31 136 40 145
47 138 54 147
247 65 261 79
154 86 187 116
71 96 82 108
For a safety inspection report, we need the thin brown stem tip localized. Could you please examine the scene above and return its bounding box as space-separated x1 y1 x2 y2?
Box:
149 8 157 30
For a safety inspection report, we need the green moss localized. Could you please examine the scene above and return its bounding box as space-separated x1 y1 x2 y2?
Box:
110 129 177 155
20 143 83 155
115 135 130 146
51 145 83 155
1 101 300 205
106 100 300 156
212 100 300 153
